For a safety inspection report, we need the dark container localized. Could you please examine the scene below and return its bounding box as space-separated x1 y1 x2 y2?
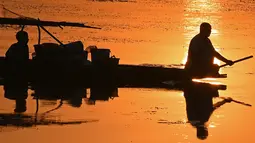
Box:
91 49 110 63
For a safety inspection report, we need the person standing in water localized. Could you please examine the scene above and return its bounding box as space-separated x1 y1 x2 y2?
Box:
185 22 234 77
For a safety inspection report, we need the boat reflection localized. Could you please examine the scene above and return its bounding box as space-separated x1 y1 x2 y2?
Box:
0 113 98 129
31 86 119 106
1 80 234 136
86 87 118 105
31 86 87 108
1 85 121 130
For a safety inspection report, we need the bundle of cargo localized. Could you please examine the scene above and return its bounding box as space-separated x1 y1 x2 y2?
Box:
89 46 119 67
31 41 87 84
33 41 86 63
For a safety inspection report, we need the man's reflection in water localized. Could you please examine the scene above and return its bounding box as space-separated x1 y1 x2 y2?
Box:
4 86 28 113
183 82 231 140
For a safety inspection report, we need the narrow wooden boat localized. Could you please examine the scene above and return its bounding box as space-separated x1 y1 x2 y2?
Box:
0 12 227 87
0 52 227 88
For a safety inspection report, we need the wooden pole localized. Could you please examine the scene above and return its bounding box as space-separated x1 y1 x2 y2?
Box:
0 17 101 29
220 55 253 68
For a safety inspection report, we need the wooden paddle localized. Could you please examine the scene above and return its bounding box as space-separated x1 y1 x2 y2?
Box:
219 97 252 107
220 55 253 68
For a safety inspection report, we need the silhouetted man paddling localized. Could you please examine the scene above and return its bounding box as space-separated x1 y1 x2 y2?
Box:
185 22 234 77
4 30 29 89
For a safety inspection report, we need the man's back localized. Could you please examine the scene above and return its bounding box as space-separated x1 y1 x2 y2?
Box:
5 42 29 63
4 42 29 88
185 34 216 76
186 34 215 68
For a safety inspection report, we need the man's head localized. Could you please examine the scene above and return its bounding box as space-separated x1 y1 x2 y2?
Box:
197 126 208 140
199 22 212 38
16 31 29 44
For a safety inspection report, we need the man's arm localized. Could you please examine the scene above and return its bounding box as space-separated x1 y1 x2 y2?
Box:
213 98 232 111
209 39 233 65
214 51 234 66
214 51 229 63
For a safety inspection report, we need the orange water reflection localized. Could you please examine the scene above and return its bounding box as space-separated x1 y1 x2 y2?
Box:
0 0 255 143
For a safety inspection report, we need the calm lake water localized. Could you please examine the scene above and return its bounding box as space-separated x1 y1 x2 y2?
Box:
0 0 254 142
